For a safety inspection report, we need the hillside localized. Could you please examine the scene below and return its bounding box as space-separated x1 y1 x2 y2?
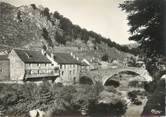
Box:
0 2 134 60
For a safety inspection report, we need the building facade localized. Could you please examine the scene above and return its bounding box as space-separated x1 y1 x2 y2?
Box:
8 49 59 81
0 55 10 80
80 59 90 73
47 53 81 85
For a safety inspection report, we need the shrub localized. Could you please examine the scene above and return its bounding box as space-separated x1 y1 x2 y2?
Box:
0 82 126 116
101 54 109 62
128 80 145 88
142 79 165 116
79 76 93 85
89 90 127 116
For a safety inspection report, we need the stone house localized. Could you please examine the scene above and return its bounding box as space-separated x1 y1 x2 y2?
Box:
0 55 10 80
47 53 81 85
8 49 59 81
80 59 90 73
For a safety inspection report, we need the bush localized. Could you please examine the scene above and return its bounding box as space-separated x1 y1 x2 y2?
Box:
142 79 165 116
133 99 142 105
128 90 146 96
144 80 157 93
101 54 109 62
88 90 127 116
79 76 93 85
128 80 145 88
0 82 126 116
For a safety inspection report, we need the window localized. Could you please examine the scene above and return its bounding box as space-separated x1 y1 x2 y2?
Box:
70 71 72 75
73 77 76 84
31 70 38 74
60 65 62 69
39 70 46 74
26 70 31 75
0 68 2 73
62 71 64 76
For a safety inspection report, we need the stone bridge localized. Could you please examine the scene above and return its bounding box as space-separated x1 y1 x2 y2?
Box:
101 67 152 85
80 66 152 85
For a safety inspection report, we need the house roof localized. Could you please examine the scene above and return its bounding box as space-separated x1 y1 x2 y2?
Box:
14 49 51 63
0 55 9 60
81 61 89 66
53 53 81 64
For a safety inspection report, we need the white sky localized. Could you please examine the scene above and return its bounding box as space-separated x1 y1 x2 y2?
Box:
2 0 134 44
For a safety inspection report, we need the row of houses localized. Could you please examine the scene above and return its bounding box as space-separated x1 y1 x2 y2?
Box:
0 49 90 85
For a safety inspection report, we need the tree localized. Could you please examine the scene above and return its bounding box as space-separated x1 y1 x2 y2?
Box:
54 32 66 45
53 11 61 19
101 54 109 62
41 7 51 20
120 0 166 57
17 10 22 22
142 79 165 116
31 4 37 10
42 28 53 47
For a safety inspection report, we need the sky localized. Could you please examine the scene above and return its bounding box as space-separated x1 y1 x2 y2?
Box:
2 0 134 44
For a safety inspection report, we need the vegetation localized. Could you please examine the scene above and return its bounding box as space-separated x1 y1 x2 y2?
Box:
120 0 166 79
54 32 66 45
1 2 136 54
0 82 126 116
127 57 137 67
142 79 165 116
101 54 109 62
120 0 166 57
120 0 166 116
42 28 53 47
52 10 137 54
128 80 145 88
79 76 93 85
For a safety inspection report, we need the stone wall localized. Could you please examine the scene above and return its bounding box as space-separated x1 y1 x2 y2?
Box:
8 50 25 80
0 60 10 80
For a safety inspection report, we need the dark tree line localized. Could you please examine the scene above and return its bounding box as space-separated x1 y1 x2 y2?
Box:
120 0 166 57
52 10 134 54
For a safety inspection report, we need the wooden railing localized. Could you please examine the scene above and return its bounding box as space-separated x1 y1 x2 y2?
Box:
25 69 59 79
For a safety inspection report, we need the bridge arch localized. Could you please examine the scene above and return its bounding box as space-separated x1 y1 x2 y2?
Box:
102 67 152 85
79 75 94 85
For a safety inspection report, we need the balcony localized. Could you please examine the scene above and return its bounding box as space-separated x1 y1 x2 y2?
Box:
25 69 59 79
